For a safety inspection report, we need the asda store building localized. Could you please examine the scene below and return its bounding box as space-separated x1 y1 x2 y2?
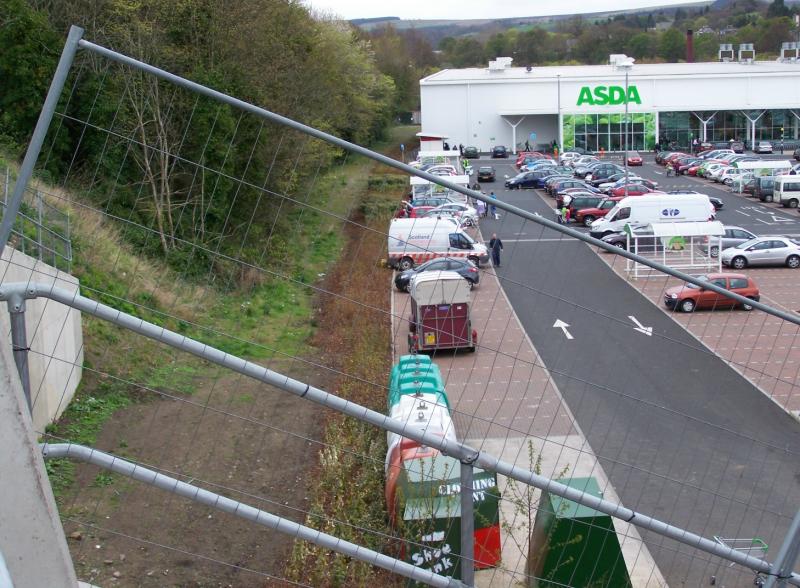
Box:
419 53 800 153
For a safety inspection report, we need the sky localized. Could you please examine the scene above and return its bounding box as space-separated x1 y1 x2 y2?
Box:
302 0 708 21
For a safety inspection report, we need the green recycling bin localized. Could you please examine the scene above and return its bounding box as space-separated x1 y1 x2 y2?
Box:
527 477 631 588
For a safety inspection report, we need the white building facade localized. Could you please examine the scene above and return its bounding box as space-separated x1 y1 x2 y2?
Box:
419 56 800 154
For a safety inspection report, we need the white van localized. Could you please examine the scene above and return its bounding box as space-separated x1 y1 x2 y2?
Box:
589 193 715 238
387 218 489 270
774 175 800 208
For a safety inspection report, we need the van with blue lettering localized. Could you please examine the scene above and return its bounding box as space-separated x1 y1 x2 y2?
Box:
589 193 715 238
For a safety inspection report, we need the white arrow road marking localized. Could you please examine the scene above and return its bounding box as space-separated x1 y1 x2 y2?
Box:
628 315 653 336
553 319 574 340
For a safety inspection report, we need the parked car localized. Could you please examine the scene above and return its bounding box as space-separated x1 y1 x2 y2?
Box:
663 273 759 312
404 196 458 217
463 146 479 159
627 151 643 166
755 176 776 202
730 141 745 153
422 203 478 226
491 145 508 158
477 166 496 182
552 180 600 196
677 157 703 174
701 226 757 257
555 193 605 211
559 152 582 165
574 197 622 226
755 141 773 154
394 257 479 292
600 231 667 252
505 169 557 189
598 176 653 191
721 236 800 269
609 184 656 197
794 147 800 162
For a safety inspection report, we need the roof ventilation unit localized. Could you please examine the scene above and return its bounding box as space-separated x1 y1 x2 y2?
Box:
718 44 734 62
738 43 755 63
780 42 799 62
488 57 513 72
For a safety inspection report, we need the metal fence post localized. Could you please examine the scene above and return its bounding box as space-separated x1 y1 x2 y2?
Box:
36 191 43 262
0 25 83 259
460 460 475 586
765 510 800 588
7 295 31 413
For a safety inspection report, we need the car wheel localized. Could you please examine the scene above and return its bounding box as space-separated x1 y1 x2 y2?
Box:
463 217 474 227
613 241 626 250
468 256 480 266
680 298 696 312
710 245 719 257
399 256 414 271
731 256 747 270
742 297 756 311
788 199 799 209
787 254 800 269
765 194 774 203
468 280 475 290
583 215 595 227
723 178 732 186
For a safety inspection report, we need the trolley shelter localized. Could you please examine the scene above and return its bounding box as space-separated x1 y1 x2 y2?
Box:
624 221 724 278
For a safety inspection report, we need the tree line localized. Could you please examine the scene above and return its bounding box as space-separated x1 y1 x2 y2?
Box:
0 0 397 280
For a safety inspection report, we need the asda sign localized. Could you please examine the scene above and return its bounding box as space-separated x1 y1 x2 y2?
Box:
577 85 642 106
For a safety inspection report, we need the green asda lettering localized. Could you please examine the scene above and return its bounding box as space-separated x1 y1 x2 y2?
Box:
577 85 641 106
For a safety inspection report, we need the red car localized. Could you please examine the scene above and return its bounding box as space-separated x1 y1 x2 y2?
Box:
663 273 759 313
574 197 623 226
627 151 643 166
515 151 550 168
610 184 655 197
663 152 688 166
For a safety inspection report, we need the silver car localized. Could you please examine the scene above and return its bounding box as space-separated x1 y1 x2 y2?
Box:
702 226 757 257
721 236 800 269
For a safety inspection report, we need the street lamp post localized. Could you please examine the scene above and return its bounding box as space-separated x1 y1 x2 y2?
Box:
618 58 634 200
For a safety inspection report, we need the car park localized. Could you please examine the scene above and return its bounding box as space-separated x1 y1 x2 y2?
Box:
491 145 508 158
627 151 643 166
463 146 479 159
477 166 496 182
663 273 759 312
701 226 757 257
394 257 480 292
755 141 773 154
721 236 800 269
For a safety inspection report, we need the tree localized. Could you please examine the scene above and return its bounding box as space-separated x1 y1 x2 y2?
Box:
659 28 685 62
767 0 791 18
627 32 656 59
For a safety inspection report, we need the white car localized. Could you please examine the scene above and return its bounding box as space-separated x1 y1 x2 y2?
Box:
717 167 747 185
559 152 581 165
708 165 733 182
423 203 478 226
572 155 599 168
755 141 773 154
597 176 645 191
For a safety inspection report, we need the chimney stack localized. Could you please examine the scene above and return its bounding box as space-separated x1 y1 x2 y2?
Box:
686 29 694 63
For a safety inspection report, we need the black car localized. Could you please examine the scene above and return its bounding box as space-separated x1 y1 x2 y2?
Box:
491 145 508 158
505 170 553 189
477 166 496 182
463 146 480 159
756 176 775 202
794 147 800 162
394 257 479 292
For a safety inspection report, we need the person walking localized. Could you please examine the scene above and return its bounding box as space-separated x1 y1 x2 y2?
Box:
489 233 503 267
490 191 498 218
476 198 486 219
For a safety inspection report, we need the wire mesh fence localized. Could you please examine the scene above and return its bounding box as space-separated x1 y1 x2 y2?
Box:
2 25 800 588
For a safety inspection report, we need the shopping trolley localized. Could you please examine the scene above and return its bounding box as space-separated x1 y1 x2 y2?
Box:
709 536 769 586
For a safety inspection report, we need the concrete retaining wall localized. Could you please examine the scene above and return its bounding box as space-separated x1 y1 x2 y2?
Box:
0 248 83 432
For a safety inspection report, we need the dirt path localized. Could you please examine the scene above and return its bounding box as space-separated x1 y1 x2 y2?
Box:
62 358 329 587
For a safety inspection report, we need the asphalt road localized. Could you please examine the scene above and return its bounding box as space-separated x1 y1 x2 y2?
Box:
475 155 800 586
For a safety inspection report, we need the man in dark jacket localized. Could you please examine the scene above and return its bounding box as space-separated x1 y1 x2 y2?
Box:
489 233 503 267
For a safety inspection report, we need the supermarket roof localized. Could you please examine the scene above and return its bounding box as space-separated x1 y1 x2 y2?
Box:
421 59 800 85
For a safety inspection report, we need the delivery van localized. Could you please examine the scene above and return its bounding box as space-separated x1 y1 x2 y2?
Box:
387 218 489 270
589 193 715 238
774 175 800 208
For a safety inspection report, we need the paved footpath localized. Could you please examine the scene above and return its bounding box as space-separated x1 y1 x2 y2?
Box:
391 243 668 587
